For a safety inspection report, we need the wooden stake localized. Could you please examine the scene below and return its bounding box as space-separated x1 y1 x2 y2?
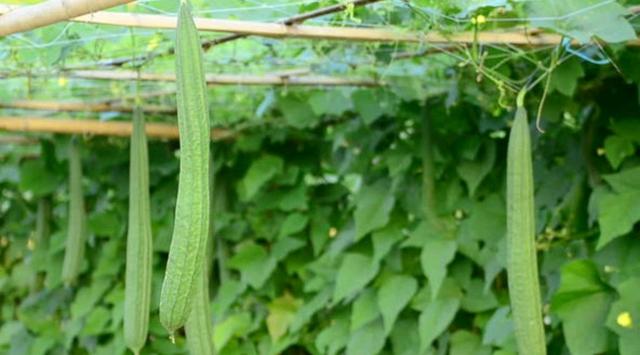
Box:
0 117 233 141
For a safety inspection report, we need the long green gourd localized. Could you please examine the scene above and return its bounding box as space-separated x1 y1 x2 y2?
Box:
62 139 86 286
506 91 546 355
124 109 153 355
185 154 216 355
159 0 211 334
35 198 51 248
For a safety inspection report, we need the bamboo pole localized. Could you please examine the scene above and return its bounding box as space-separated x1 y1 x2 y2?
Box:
0 117 233 141
0 3 638 46
3 3 629 46
0 100 176 114
0 0 134 37
65 70 382 86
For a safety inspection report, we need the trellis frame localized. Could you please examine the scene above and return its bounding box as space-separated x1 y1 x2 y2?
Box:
1 0 639 139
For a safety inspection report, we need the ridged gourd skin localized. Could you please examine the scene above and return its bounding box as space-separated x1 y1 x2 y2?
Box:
185 154 216 355
35 198 51 248
506 105 547 355
124 110 153 355
159 0 211 333
62 139 86 286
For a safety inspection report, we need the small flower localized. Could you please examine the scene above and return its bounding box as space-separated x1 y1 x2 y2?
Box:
617 312 633 328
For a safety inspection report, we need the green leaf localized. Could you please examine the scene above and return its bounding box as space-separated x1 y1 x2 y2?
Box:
239 155 284 201
597 168 640 249
611 118 640 144
316 313 350 355
552 260 614 355
606 277 640 355
213 312 252 352
346 318 386 355
419 278 462 352
212 280 247 319
70 278 112 319
278 95 317 128
377 274 418 335
421 236 457 299
88 210 121 237
278 213 308 239
604 136 635 169
80 307 111 336
19 160 59 197
228 242 277 289
272 236 306 260
390 317 427 355
372 222 404 263
266 293 302 341
354 180 395 240
352 90 393 124
350 289 379 332
290 288 332 332
460 278 498 313
333 253 379 303
483 306 516 348
527 0 636 43
450 330 492 355
309 90 352 116
456 140 495 197
549 57 585 96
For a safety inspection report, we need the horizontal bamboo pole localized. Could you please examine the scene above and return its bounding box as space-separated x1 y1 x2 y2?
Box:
0 117 233 141
65 70 381 86
1 3 639 46
3 3 634 46
0 100 176 114
0 0 134 36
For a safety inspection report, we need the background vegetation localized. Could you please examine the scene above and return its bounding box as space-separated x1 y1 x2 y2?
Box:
1 0 640 354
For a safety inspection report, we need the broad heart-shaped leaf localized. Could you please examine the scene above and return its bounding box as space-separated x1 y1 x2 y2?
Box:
421 236 457 299
354 180 395 240
419 278 462 352
19 159 60 197
549 57 585 96
277 212 309 239
527 0 635 43
213 312 252 352
351 289 379 332
290 288 332 332
333 253 379 303
604 136 635 170
606 277 640 355
377 274 418 335
227 242 277 289
278 94 317 128
316 312 350 355
483 306 516 349
309 90 352 116
346 318 386 355
552 260 614 355
238 155 283 201
596 167 640 249
372 221 404 263
266 293 302 341
456 140 495 197
450 330 492 355
390 317 424 355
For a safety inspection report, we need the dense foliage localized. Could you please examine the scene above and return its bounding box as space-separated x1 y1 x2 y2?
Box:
1 0 640 354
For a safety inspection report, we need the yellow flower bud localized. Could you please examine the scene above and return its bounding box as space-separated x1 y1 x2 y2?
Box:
617 312 633 328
